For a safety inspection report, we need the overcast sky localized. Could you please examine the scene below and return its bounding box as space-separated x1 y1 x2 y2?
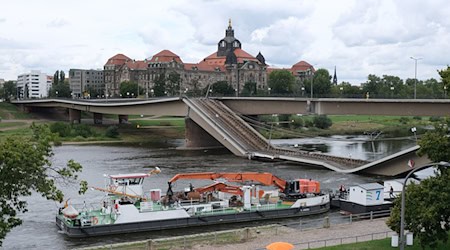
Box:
0 0 449 84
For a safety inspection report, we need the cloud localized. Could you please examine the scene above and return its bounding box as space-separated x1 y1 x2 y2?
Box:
0 0 447 83
47 18 69 28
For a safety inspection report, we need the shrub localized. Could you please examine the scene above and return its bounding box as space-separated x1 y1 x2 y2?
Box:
413 116 422 120
304 120 314 128
399 117 411 124
71 124 95 138
105 126 119 138
313 115 332 129
289 115 304 128
50 122 71 137
429 116 442 122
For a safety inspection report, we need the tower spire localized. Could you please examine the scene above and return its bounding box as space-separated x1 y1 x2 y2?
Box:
333 66 338 85
228 18 232 28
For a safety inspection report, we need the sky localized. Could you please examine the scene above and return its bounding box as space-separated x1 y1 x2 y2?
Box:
0 0 449 84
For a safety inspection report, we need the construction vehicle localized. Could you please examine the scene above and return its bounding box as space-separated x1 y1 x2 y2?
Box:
166 172 321 201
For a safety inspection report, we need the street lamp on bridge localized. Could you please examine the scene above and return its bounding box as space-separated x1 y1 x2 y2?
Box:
410 56 422 99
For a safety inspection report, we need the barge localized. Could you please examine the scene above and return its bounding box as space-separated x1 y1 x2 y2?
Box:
56 169 330 237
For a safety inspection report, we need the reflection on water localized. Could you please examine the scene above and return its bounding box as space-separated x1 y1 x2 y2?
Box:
3 136 413 249
271 135 417 161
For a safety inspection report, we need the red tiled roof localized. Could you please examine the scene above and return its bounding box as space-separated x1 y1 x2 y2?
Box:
234 48 258 63
201 48 258 65
126 60 148 70
105 53 131 66
149 50 183 63
184 62 225 72
291 60 314 72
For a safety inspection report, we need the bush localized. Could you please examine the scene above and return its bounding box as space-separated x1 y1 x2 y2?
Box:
50 122 72 137
304 120 314 128
289 115 304 128
313 115 332 129
430 116 442 122
399 117 411 124
105 126 119 138
413 116 422 120
71 124 95 138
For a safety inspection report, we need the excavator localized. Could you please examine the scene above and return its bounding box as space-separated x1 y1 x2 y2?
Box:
165 172 321 202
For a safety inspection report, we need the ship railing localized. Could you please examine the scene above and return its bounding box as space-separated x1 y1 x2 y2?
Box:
193 203 280 216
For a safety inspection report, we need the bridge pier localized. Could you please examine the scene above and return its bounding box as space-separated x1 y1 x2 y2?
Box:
119 115 129 124
93 113 103 124
68 109 81 124
184 118 223 149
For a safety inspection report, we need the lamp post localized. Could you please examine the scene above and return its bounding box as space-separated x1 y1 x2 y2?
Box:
410 127 417 143
410 56 422 99
268 87 271 96
391 86 394 99
444 86 447 98
399 162 450 250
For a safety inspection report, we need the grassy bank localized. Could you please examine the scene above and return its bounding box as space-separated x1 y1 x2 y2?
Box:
0 102 31 119
315 236 450 250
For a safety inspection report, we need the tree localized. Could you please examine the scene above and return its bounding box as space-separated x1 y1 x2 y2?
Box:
268 70 295 95
387 127 450 249
438 66 450 87
49 70 71 98
0 81 17 101
166 72 181 96
241 81 257 96
313 115 332 129
208 81 235 96
417 126 450 162
49 81 71 98
0 123 86 246
119 81 138 98
438 66 450 98
153 74 166 97
310 69 332 97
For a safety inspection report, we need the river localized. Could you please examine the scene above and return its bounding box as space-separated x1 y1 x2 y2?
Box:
3 136 416 249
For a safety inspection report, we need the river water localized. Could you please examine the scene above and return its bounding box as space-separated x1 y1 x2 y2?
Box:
3 136 416 249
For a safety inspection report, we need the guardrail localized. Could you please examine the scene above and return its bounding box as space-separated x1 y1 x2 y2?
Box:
256 230 395 250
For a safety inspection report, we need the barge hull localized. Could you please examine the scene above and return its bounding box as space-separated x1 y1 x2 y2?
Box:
57 203 329 238
331 199 392 214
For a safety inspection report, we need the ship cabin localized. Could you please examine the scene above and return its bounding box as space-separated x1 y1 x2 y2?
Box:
347 183 384 206
108 173 148 197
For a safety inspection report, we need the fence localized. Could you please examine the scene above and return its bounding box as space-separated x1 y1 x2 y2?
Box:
78 210 392 250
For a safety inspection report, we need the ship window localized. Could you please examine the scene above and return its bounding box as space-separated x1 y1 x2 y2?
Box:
129 178 142 185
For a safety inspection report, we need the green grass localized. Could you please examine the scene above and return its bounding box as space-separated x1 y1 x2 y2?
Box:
0 102 32 119
314 237 450 250
0 127 33 141
130 118 185 127
0 122 26 128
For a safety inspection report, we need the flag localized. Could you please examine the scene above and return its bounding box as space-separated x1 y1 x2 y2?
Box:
408 159 415 168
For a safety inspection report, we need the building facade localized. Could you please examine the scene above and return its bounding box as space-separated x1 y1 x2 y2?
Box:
104 21 314 97
16 70 52 99
69 69 104 98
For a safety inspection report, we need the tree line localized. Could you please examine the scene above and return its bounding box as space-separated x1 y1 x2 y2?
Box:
1 67 449 100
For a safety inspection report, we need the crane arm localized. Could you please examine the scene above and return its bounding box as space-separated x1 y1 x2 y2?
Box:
168 172 287 192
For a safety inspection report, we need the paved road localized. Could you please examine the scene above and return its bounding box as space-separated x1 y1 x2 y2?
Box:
192 218 394 250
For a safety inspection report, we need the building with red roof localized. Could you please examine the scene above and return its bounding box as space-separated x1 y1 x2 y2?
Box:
102 20 313 97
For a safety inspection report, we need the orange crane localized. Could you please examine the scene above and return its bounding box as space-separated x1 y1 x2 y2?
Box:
166 172 321 201
168 172 288 192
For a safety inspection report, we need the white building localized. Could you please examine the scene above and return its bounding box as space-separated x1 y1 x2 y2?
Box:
17 71 52 99
0 78 5 88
